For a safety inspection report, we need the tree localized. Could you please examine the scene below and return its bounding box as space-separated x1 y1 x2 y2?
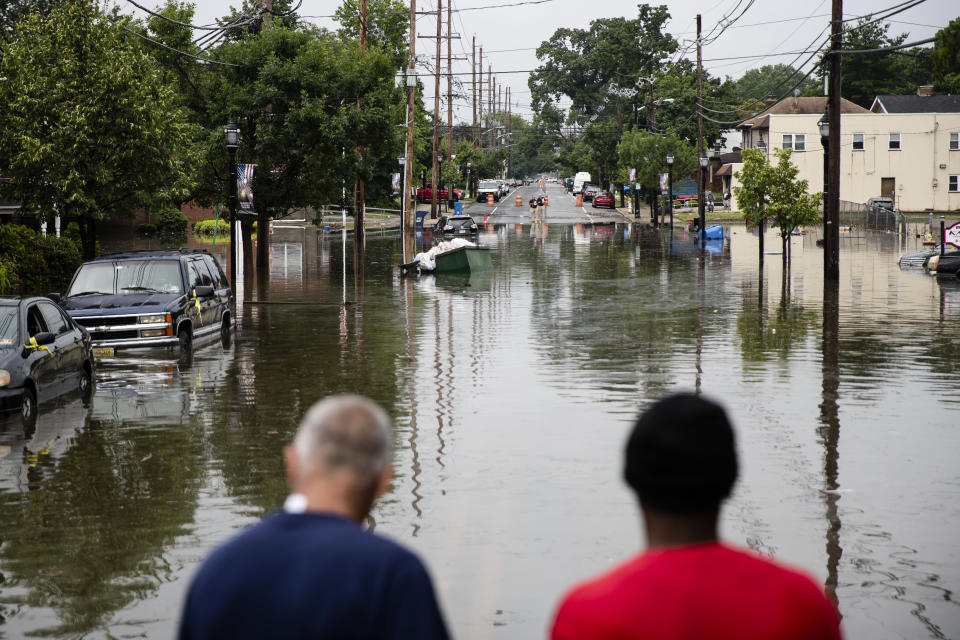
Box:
827 18 933 108
616 128 695 218
932 17 960 93
0 0 200 258
648 59 734 147
335 0 408 69
530 4 676 130
733 148 772 268
732 64 818 105
765 149 822 268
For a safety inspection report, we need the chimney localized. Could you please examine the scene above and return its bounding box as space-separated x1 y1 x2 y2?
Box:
765 94 777 108
917 85 934 96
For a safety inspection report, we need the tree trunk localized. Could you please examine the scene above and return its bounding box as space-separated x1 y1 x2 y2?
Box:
782 229 789 272
758 212 764 271
242 218 254 277
79 217 97 260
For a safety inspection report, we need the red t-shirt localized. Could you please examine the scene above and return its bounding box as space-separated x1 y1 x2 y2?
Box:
551 542 842 640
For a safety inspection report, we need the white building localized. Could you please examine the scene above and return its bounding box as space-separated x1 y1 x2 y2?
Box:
723 90 960 213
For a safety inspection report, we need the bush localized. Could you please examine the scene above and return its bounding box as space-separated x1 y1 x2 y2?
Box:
156 207 188 236
193 218 230 237
0 223 81 294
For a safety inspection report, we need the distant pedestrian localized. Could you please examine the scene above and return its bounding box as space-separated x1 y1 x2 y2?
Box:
179 395 450 640
551 393 842 640
529 196 539 223
536 194 545 223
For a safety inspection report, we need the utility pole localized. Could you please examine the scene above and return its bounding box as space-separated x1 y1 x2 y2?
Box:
355 0 368 244
472 37 478 147
446 0 453 209
404 0 416 231
431 0 441 218
825 0 842 281
488 66 493 148
256 0 273 283
478 47 483 148
497 84 502 147
507 87 511 176
696 13 705 240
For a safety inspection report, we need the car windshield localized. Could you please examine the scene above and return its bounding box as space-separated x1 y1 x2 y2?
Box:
479 181 498 189
448 217 475 229
67 260 184 296
0 306 17 348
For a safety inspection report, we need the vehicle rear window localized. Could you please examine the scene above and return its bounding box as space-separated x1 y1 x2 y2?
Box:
0 306 17 347
479 181 498 189
68 260 184 296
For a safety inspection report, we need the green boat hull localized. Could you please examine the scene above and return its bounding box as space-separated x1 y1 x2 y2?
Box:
434 246 493 273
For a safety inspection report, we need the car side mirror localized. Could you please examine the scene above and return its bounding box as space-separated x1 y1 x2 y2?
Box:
194 285 214 298
34 331 55 346
48 293 62 305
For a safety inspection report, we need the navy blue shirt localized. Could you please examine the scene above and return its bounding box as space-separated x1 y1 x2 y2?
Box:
179 512 450 640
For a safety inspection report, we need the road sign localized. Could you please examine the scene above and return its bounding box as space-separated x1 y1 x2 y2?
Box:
945 221 960 248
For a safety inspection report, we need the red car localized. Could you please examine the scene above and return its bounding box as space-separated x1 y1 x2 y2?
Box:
592 192 615 209
415 184 465 202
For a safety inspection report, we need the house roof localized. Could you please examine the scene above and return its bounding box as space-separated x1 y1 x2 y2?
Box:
739 96 869 129
870 94 960 114
715 164 735 177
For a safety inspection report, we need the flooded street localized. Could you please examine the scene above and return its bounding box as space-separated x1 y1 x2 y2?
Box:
1 221 959 639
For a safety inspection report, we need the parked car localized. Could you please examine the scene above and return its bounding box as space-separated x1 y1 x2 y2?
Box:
477 180 501 202
899 244 960 274
583 185 601 202
0 296 94 425
592 192 616 209
57 249 234 358
498 181 510 197
564 178 574 191
867 197 895 212
415 184 463 202
433 215 479 236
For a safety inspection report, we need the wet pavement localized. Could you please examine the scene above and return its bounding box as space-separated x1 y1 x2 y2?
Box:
1 221 959 639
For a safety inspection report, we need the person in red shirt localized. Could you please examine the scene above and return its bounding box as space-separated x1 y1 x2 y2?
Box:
551 394 842 640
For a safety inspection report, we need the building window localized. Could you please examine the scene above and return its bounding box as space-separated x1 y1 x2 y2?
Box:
889 133 901 150
950 175 959 192
951 132 959 151
781 134 806 151
853 133 864 151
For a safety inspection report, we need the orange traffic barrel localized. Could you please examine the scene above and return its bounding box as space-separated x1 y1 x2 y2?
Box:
575 193 583 207
487 194 494 206
516 194 522 206
545 195 549 206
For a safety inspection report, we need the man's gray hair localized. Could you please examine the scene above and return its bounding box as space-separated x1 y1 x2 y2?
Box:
293 395 393 485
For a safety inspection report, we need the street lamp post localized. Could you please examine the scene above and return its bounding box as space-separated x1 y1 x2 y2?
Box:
224 120 239 288
698 155 708 239
666 153 674 229
466 162 472 199
818 108 830 268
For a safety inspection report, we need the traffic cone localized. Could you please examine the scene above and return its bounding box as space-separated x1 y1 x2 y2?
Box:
545 195 549 206
487 194 494 206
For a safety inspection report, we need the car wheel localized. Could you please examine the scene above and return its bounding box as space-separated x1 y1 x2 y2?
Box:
79 366 91 395
21 385 37 427
178 326 193 356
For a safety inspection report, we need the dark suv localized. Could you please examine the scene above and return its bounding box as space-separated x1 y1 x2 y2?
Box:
58 249 233 357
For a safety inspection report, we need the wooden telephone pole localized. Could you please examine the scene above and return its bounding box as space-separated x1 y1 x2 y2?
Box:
404 0 416 231
431 0 441 218
478 47 483 148
447 0 453 209
825 0 842 281
472 37 478 147
355 0 368 243
696 13 705 239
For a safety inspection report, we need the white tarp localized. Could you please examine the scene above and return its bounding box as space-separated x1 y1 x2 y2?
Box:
413 238 475 271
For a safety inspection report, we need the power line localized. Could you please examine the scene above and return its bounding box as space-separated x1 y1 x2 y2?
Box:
122 26 239 66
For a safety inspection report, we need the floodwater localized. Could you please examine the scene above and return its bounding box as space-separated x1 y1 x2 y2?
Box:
1 221 959 639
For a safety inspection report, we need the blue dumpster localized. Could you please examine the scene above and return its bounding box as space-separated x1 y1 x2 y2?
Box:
704 224 724 240
415 210 428 228
454 201 463 215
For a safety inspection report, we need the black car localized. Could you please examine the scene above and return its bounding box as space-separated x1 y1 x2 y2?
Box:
583 185 600 202
0 296 94 424
57 249 234 358
433 215 479 236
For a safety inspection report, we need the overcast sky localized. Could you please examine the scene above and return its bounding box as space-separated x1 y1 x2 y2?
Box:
116 0 953 122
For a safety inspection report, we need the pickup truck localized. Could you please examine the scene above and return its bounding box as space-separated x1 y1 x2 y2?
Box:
416 184 464 202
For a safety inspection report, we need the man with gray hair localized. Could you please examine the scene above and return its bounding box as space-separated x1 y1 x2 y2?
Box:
179 395 450 640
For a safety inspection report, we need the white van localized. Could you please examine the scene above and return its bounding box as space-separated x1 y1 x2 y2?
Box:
573 172 591 194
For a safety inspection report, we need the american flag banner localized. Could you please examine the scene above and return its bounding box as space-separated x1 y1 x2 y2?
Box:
237 164 255 211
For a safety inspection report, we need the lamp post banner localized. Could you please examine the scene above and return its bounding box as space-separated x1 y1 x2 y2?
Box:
945 221 960 248
659 173 669 194
391 173 401 194
237 164 255 212
629 168 636 182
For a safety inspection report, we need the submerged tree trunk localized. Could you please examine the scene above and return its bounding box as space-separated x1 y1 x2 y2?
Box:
758 211 764 272
782 228 789 272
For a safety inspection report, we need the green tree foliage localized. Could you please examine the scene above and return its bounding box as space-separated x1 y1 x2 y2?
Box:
734 147 772 265
616 128 695 213
766 149 822 265
932 17 960 93
732 64 819 106
205 25 403 217
335 0 408 68
647 59 733 147
0 0 200 258
830 18 933 107
530 4 676 127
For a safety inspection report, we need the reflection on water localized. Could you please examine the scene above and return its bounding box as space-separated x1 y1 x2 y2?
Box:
1 224 959 638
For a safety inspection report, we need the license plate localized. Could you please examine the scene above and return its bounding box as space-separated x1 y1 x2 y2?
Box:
92 347 115 358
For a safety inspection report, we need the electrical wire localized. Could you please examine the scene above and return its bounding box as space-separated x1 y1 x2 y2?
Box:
122 26 239 66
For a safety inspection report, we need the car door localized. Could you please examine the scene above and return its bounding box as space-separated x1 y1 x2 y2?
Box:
23 303 58 402
186 258 218 329
202 255 231 324
39 301 82 392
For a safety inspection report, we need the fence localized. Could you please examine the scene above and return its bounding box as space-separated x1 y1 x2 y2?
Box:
832 200 897 231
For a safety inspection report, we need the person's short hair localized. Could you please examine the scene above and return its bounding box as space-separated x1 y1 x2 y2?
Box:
623 393 738 513
293 395 393 486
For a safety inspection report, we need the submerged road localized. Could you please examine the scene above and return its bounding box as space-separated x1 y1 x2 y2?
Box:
456 181 627 225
